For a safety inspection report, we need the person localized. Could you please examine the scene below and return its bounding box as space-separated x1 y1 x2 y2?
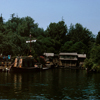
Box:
8 55 11 60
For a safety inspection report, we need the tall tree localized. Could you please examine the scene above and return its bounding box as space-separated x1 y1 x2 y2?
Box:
67 23 94 45
18 16 38 37
45 21 67 53
0 14 5 33
46 21 67 41
96 31 100 45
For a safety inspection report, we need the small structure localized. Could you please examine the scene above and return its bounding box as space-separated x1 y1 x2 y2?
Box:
59 53 78 67
43 53 54 57
78 54 86 67
0 55 12 72
13 56 34 68
43 53 54 68
52 54 59 67
43 53 54 59
11 56 43 72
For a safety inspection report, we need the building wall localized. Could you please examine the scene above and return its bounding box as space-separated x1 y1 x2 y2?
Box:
59 60 77 67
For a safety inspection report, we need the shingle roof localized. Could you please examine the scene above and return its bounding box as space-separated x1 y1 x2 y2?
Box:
43 53 54 56
59 53 78 56
78 54 86 58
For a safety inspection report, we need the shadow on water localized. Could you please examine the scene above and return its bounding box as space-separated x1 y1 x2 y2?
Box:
0 69 100 99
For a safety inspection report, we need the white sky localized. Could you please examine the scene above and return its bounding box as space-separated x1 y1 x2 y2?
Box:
1 0 100 35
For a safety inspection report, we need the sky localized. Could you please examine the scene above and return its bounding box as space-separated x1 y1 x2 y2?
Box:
1 0 100 35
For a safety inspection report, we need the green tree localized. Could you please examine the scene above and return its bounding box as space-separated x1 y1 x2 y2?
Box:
60 41 73 52
67 23 94 45
96 31 100 45
0 14 5 33
18 16 38 37
70 42 88 54
61 41 87 53
90 45 100 64
46 21 67 41
45 21 67 53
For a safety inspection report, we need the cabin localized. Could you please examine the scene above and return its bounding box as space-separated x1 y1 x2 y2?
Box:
78 54 86 67
43 53 54 67
52 54 59 67
59 53 78 67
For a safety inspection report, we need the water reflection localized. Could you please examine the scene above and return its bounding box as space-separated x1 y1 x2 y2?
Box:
14 74 22 93
0 69 100 99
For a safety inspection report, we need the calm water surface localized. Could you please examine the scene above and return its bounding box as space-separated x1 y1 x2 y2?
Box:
0 69 100 99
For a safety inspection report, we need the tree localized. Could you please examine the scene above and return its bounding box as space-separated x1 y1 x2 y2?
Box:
60 41 73 52
90 45 100 64
96 31 100 45
61 41 87 53
70 42 88 54
84 45 100 72
0 14 5 33
67 23 94 45
45 21 67 53
46 21 67 41
18 16 38 37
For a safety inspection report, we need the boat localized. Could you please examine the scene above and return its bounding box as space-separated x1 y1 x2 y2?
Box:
10 55 43 72
10 34 43 72
10 34 53 72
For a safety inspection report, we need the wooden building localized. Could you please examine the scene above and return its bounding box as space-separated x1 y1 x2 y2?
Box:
78 54 86 67
59 53 78 67
43 53 54 67
43 53 54 61
52 54 59 67
43 52 86 68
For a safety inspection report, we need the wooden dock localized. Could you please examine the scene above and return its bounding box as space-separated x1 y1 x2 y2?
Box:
0 66 10 72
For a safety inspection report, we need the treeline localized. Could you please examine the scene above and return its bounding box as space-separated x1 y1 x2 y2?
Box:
0 14 95 55
1 14 100 71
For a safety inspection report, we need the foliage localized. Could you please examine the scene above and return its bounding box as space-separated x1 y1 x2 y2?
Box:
61 41 87 53
84 44 100 72
46 21 67 40
61 41 73 52
0 13 96 64
70 42 88 53
83 58 93 70
90 45 100 64
96 31 100 45
67 23 95 48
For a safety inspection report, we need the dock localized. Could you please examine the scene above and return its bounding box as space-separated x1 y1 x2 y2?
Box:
0 66 10 72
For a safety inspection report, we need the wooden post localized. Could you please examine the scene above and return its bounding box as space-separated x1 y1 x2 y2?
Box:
30 34 31 54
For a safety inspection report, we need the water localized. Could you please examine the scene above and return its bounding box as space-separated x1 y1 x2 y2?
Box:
0 69 100 99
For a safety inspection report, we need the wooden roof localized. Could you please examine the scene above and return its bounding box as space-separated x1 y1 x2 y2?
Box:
43 53 54 57
78 54 86 58
59 53 78 56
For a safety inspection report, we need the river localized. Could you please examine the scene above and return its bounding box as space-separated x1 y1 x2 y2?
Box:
0 68 100 99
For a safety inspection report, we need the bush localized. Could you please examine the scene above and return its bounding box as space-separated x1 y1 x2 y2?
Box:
83 58 93 70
